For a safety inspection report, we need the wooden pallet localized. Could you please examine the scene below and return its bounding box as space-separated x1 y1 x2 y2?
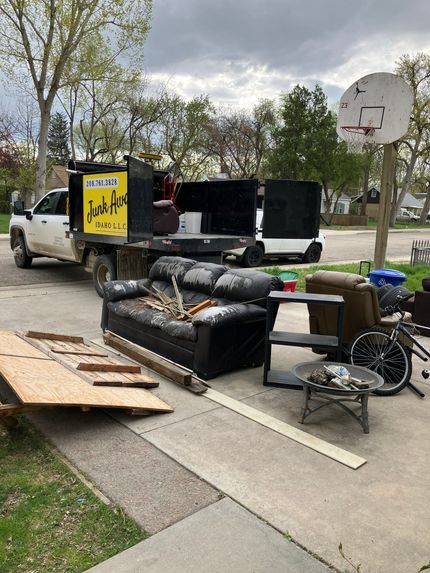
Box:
0 331 173 417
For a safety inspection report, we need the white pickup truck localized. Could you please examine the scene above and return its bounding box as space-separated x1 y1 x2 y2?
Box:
224 208 325 267
9 188 77 267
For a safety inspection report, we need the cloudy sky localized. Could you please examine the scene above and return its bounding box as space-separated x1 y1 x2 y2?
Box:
143 0 430 109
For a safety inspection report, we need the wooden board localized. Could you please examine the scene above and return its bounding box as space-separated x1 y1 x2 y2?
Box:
102 331 208 394
204 388 366 470
0 331 172 414
26 331 84 343
17 333 159 389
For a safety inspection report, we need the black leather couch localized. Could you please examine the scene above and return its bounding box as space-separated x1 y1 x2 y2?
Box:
101 256 284 379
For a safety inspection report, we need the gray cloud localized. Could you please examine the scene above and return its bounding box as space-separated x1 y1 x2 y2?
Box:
146 0 430 82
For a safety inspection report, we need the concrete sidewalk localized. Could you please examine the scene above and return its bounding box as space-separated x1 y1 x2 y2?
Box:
2 279 430 573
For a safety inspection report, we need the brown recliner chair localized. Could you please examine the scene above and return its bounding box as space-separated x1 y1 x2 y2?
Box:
305 270 412 346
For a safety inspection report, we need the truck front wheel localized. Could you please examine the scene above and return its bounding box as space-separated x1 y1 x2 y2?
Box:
242 245 264 267
93 254 117 298
13 236 33 268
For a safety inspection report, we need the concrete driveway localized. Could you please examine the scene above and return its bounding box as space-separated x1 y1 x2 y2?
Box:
1 235 430 572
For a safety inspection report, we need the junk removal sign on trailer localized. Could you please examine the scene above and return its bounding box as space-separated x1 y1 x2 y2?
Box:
83 172 128 237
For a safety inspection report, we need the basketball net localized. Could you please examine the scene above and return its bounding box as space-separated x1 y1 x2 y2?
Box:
340 126 376 153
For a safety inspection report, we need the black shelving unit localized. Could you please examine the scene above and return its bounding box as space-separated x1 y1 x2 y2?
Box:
263 291 345 390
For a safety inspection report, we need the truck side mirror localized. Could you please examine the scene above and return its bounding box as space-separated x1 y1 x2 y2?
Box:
13 200 25 215
25 211 33 221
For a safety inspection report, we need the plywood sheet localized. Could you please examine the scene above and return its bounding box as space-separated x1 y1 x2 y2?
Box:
18 333 159 388
0 331 172 413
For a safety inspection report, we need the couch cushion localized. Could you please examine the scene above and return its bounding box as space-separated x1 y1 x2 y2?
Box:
212 269 283 305
182 262 227 295
149 256 197 286
192 303 266 327
107 299 197 342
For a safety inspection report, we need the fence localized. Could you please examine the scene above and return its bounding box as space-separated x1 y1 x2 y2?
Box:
321 214 368 227
410 239 430 266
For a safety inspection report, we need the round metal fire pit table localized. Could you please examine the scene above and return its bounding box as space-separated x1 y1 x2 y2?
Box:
291 361 384 433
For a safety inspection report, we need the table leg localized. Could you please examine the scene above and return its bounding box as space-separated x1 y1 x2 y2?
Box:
361 393 369 434
299 385 311 423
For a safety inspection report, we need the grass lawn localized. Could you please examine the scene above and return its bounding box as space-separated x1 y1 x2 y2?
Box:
262 262 430 293
0 418 146 573
0 214 10 234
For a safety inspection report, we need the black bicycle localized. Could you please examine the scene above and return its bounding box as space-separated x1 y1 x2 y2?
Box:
348 304 430 398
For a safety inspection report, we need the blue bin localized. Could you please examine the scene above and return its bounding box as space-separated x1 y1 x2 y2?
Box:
368 268 406 287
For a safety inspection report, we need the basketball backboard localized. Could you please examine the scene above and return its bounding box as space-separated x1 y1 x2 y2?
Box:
337 72 413 146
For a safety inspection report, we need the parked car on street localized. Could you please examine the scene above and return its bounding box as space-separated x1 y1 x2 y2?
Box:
396 208 419 222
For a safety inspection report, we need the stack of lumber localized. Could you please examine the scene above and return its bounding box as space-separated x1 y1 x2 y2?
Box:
0 331 173 420
140 277 216 321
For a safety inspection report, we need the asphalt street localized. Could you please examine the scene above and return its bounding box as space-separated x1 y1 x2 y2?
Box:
1 228 428 288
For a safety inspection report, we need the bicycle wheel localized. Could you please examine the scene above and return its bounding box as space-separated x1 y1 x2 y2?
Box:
349 327 412 396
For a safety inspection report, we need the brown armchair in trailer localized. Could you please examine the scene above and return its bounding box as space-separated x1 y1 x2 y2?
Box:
305 271 412 347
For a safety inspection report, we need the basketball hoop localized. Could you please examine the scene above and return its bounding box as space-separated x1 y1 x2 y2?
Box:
339 126 377 152
341 126 376 136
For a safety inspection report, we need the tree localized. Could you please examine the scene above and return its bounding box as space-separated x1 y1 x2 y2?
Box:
156 94 215 180
266 85 313 179
266 84 363 220
208 100 275 178
0 0 152 200
48 112 70 165
390 53 430 225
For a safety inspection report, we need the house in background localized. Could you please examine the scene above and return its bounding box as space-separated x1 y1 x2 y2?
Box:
47 165 69 190
30 165 69 204
352 187 424 217
320 193 351 214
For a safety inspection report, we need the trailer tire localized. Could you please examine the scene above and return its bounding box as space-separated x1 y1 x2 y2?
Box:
13 236 33 268
242 245 264 267
93 254 117 298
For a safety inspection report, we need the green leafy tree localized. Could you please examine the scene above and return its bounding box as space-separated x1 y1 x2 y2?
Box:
47 112 70 165
0 0 152 200
266 84 363 220
391 53 430 225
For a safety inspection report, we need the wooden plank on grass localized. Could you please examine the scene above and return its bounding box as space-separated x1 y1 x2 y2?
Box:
204 388 367 470
26 331 84 343
0 403 46 416
77 362 141 373
103 330 193 386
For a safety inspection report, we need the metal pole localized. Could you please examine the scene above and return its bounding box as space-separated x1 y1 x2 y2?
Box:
374 143 396 269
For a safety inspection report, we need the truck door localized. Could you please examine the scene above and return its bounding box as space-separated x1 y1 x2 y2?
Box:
262 180 321 241
49 191 76 260
29 190 75 259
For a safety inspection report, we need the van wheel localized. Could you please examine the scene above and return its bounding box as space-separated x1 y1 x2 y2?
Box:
242 245 264 267
302 244 321 264
13 236 33 268
93 254 117 297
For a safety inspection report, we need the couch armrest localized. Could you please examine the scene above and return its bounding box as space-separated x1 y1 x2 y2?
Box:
192 303 266 328
101 278 152 332
103 278 153 303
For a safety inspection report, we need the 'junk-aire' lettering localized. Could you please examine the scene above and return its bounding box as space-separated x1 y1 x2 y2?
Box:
87 189 127 224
